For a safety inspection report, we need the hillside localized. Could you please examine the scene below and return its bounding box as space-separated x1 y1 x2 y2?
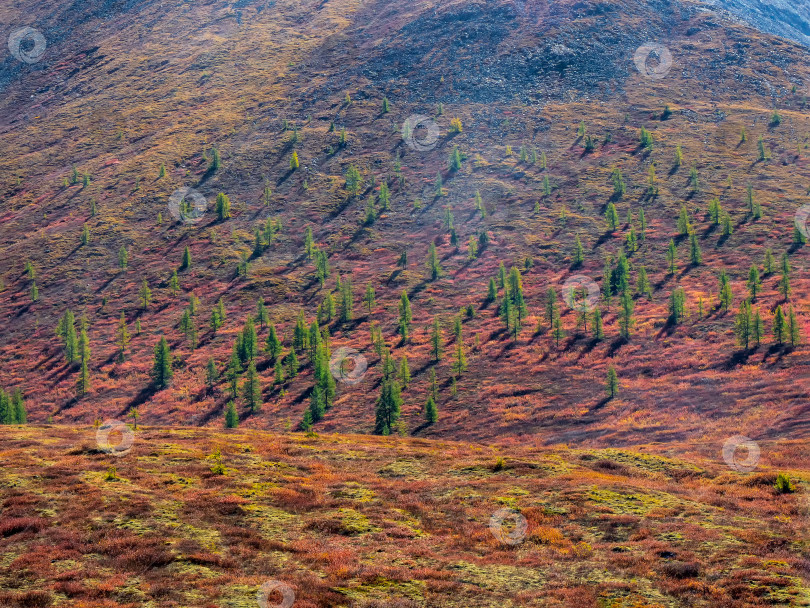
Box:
708 0 810 48
2 426 810 607
1 0 810 446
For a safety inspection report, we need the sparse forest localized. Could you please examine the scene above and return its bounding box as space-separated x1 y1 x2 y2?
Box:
2 0 810 605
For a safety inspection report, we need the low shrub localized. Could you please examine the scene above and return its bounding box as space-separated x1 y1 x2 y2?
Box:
775 472 795 494
661 561 700 579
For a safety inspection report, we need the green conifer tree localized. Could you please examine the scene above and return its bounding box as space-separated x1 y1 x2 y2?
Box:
206 358 219 392
224 401 238 428
572 234 584 267
425 395 438 424
719 271 733 312
788 306 801 347
265 324 282 360
151 336 172 389
364 283 376 313
398 290 412 340
735 300 752 349
606 366 618 399
12 389 25 424
779 253 791 300
619 291 634 339
374 378 402 435
605 203 619 231
774 305 786 345
426 243 443 280
139 279 152 310
747 265 761 300
689 231 702 265
226 346 243 397
181 246 192 270
242 361 262 412
593 308 604 341
215 192 231 220
398 356 410 388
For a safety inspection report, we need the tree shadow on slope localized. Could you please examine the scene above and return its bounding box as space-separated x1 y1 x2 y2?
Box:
760 344 790 366
587 396 612 414
575 338 601 361
720 347 756 370
605 336 628 357
121 384 159 417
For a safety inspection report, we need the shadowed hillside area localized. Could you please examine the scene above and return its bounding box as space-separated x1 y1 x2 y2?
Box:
3 0 810 604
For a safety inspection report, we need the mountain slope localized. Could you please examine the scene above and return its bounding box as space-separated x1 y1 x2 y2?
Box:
1 0 810 446
706 0 810 47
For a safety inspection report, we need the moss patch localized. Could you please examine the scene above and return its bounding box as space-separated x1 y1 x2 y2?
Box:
335 578 426 604
241 503 302 540
378 458 426 479
332 482 376 502
449 560 546 594
587 487 670 515
586 449 703 477
335 508 380 535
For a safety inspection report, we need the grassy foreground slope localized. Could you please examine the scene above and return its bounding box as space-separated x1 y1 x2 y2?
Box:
2 427 810 607
0 0 810 445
